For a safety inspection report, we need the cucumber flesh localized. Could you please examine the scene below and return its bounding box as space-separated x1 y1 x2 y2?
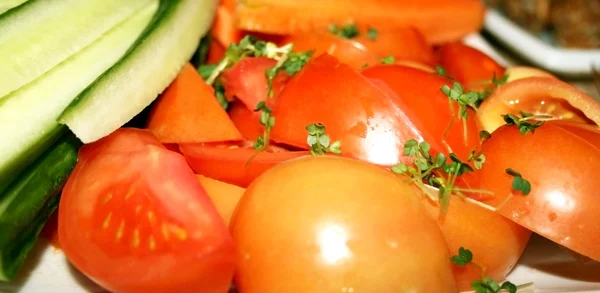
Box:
0 0 154 99
0 1 158 194
60 0 219 143
0 133 80 281
0 0 27 15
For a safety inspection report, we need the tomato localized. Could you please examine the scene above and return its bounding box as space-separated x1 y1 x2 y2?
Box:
220 57 290 110
206 37 226 64
473 121 600 261
478 77 600 133
438 42 505 90
228 101 262 140
196 175 245 227
58 128 235 293
231 156 457 292
504 66 556 83
179 141 309 187
362 64 481 161
282 33 379 69
354 27 435 66
422 195 531 291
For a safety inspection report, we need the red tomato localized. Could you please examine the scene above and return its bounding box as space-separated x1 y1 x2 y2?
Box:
231 156 457 292
474 121 600 261
228 102 263 140
58 128 235 293
438 42 505 90
179 141 309 187
362 64 481 161
220 57 290 110
355 27 435 66
206 37 226 64
478 77 600 133
270 54 439 167
281 33 379 69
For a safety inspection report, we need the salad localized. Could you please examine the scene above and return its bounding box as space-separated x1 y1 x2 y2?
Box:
1 0 600 293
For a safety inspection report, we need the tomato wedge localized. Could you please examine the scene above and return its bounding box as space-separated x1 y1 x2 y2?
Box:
474 121 600 261
58 128 235 293
271 54 438 166
180 141 309 187
228 101 262 140
355 27 435 66
437 42 505 90
478 77 600 133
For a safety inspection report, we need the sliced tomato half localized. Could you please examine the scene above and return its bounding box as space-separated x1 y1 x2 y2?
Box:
58 128 235 293
180 141 309 187
437 42 505 90
478 77 600 133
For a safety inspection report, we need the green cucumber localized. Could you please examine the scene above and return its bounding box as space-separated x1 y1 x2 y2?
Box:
0 0 27 15
0 0 155 99
0 133 81 281
60 0 219 143
0 1 158 194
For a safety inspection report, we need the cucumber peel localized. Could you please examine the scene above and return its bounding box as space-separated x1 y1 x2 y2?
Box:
0 133 81 281
60 0 219 143
0 0 27 15
0 0 155 99
0 1 158 194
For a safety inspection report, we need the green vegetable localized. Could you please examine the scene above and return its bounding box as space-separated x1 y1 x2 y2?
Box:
502 112 547 135
253 101 275 150
329 24 359 39
450 247 520 293
0 2 157 194
367 27 378 41
60 0 219 143
381 56 396 64
305 123 342 156
0 133 80 281
450 247 473 266
0 0 27 14
191 34 212 68
506 168 531 195
435 65 447 77
0 0 155 99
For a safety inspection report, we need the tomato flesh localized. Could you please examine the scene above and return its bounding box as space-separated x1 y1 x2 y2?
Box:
58 129 235 293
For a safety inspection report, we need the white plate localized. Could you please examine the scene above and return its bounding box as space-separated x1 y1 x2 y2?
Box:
483 9 600 77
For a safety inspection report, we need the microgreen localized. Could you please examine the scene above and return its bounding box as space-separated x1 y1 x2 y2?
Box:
502 112 551 135
440 81 480 146
505 168 531 195
381 56 395 64
451 247 522 293
306 123 342 156
266 50 313 97
466 130 491 170
367 27 378 40
435 65 447 77
329 24 360 39
470 73 510 106
253 101 275 150
198 64 217 81
213 82 229 110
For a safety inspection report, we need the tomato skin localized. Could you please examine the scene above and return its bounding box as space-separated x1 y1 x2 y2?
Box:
180 141 309 187
271 54 436 166
474 122 600 261
228 102 263 140
362 64 481 161
220 57 289 109
231 156 457 293
478 77 600 133
438 42 505 89
58 129 235 293
355 27 435 66
423 196 531 291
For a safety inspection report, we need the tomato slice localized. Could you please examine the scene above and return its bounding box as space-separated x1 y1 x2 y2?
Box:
478 77 600 133
474 121 600 261
437 42 505 90
281 33 379 69
270 54 438 166
58 128 235 293
228 101 263 140
220 57 290 110
355 27 435 66
180 141 309 187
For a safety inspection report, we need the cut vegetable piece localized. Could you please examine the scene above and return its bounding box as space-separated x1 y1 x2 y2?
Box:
0 133 80 281
478 77 600 133
60 0 219 143
211 3 243 47
0 0 27 15
147 63 242 143
197 175 245 226
437 42 505 90
0 2 157 194
0 0 154 99
235 0 484 44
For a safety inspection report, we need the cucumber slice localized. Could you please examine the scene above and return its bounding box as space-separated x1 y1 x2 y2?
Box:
60 0 219 143
0 1 158 194
0 0 27 15
0 0 155 99
0 133 80 281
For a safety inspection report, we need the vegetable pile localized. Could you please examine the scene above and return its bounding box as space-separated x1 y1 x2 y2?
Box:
1 1 600 293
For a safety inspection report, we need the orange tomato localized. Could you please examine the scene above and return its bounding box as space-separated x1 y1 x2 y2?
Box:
423 196 531 291
271 54 438 166
228 102 263 140
438 42 505 90
196 175 245 226
231 156 457 292
478 77 600 133
355 27 435 65
474 121 600 261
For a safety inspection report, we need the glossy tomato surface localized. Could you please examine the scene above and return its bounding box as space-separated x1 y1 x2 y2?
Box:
475 122 600 261
354 27 435 65
58 129 235 293
478 77 600 133
437 42 505 89
180 141 309 187
271 54 435 166
228 101 262 140
231 156 457 293
362 64 481 161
